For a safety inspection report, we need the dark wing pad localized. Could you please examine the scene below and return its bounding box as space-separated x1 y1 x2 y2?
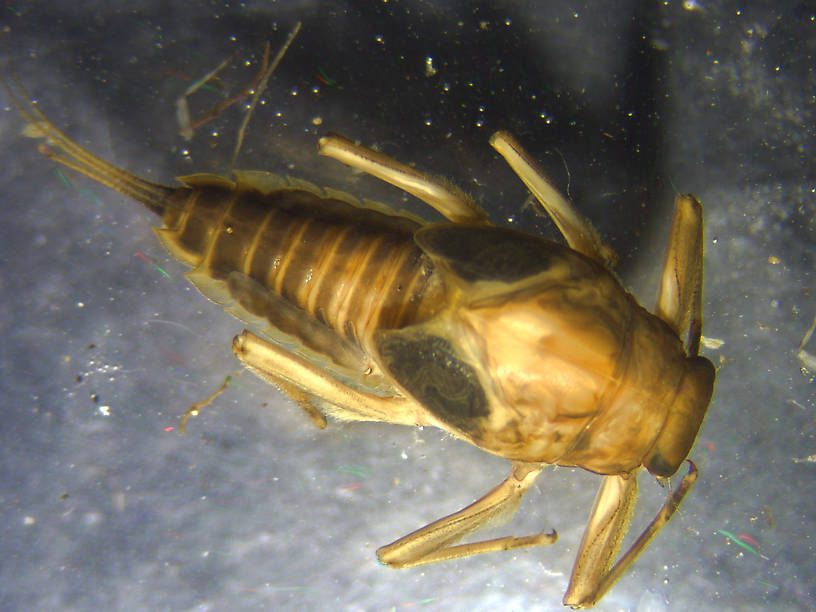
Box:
374 328 488 437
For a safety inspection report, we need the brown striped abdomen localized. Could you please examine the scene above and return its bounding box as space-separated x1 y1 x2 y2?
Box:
157 181 444 362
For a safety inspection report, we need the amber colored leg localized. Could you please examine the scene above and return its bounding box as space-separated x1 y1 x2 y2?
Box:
273 378 328 429
489 131 617 269
563 462 698 608
377 462 555 568
654 194 705 356
232 330 428 427
318 133 488 224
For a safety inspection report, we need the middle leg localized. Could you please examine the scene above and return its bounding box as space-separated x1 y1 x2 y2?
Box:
377 462 555 568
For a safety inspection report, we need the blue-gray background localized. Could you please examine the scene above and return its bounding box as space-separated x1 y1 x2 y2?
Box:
0 2 813 610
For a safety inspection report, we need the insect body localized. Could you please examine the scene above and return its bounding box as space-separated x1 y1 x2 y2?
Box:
5 71 714 608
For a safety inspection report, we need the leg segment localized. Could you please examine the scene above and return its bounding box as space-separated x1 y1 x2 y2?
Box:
377 462 555 568
318 134 488 224
563 462 698 608
232 330 428 426
489 131 617 269
273 377 328 429
654 194 705 356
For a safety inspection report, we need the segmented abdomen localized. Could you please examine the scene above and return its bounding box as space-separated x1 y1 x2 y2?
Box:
156 182 443 361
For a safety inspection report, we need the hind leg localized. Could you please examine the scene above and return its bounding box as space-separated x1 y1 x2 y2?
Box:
232 330 429 427
318 134 488 224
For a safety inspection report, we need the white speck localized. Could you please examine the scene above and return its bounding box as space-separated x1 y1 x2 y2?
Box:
700 336 724 350
98 405 111 416
23 516 36 526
